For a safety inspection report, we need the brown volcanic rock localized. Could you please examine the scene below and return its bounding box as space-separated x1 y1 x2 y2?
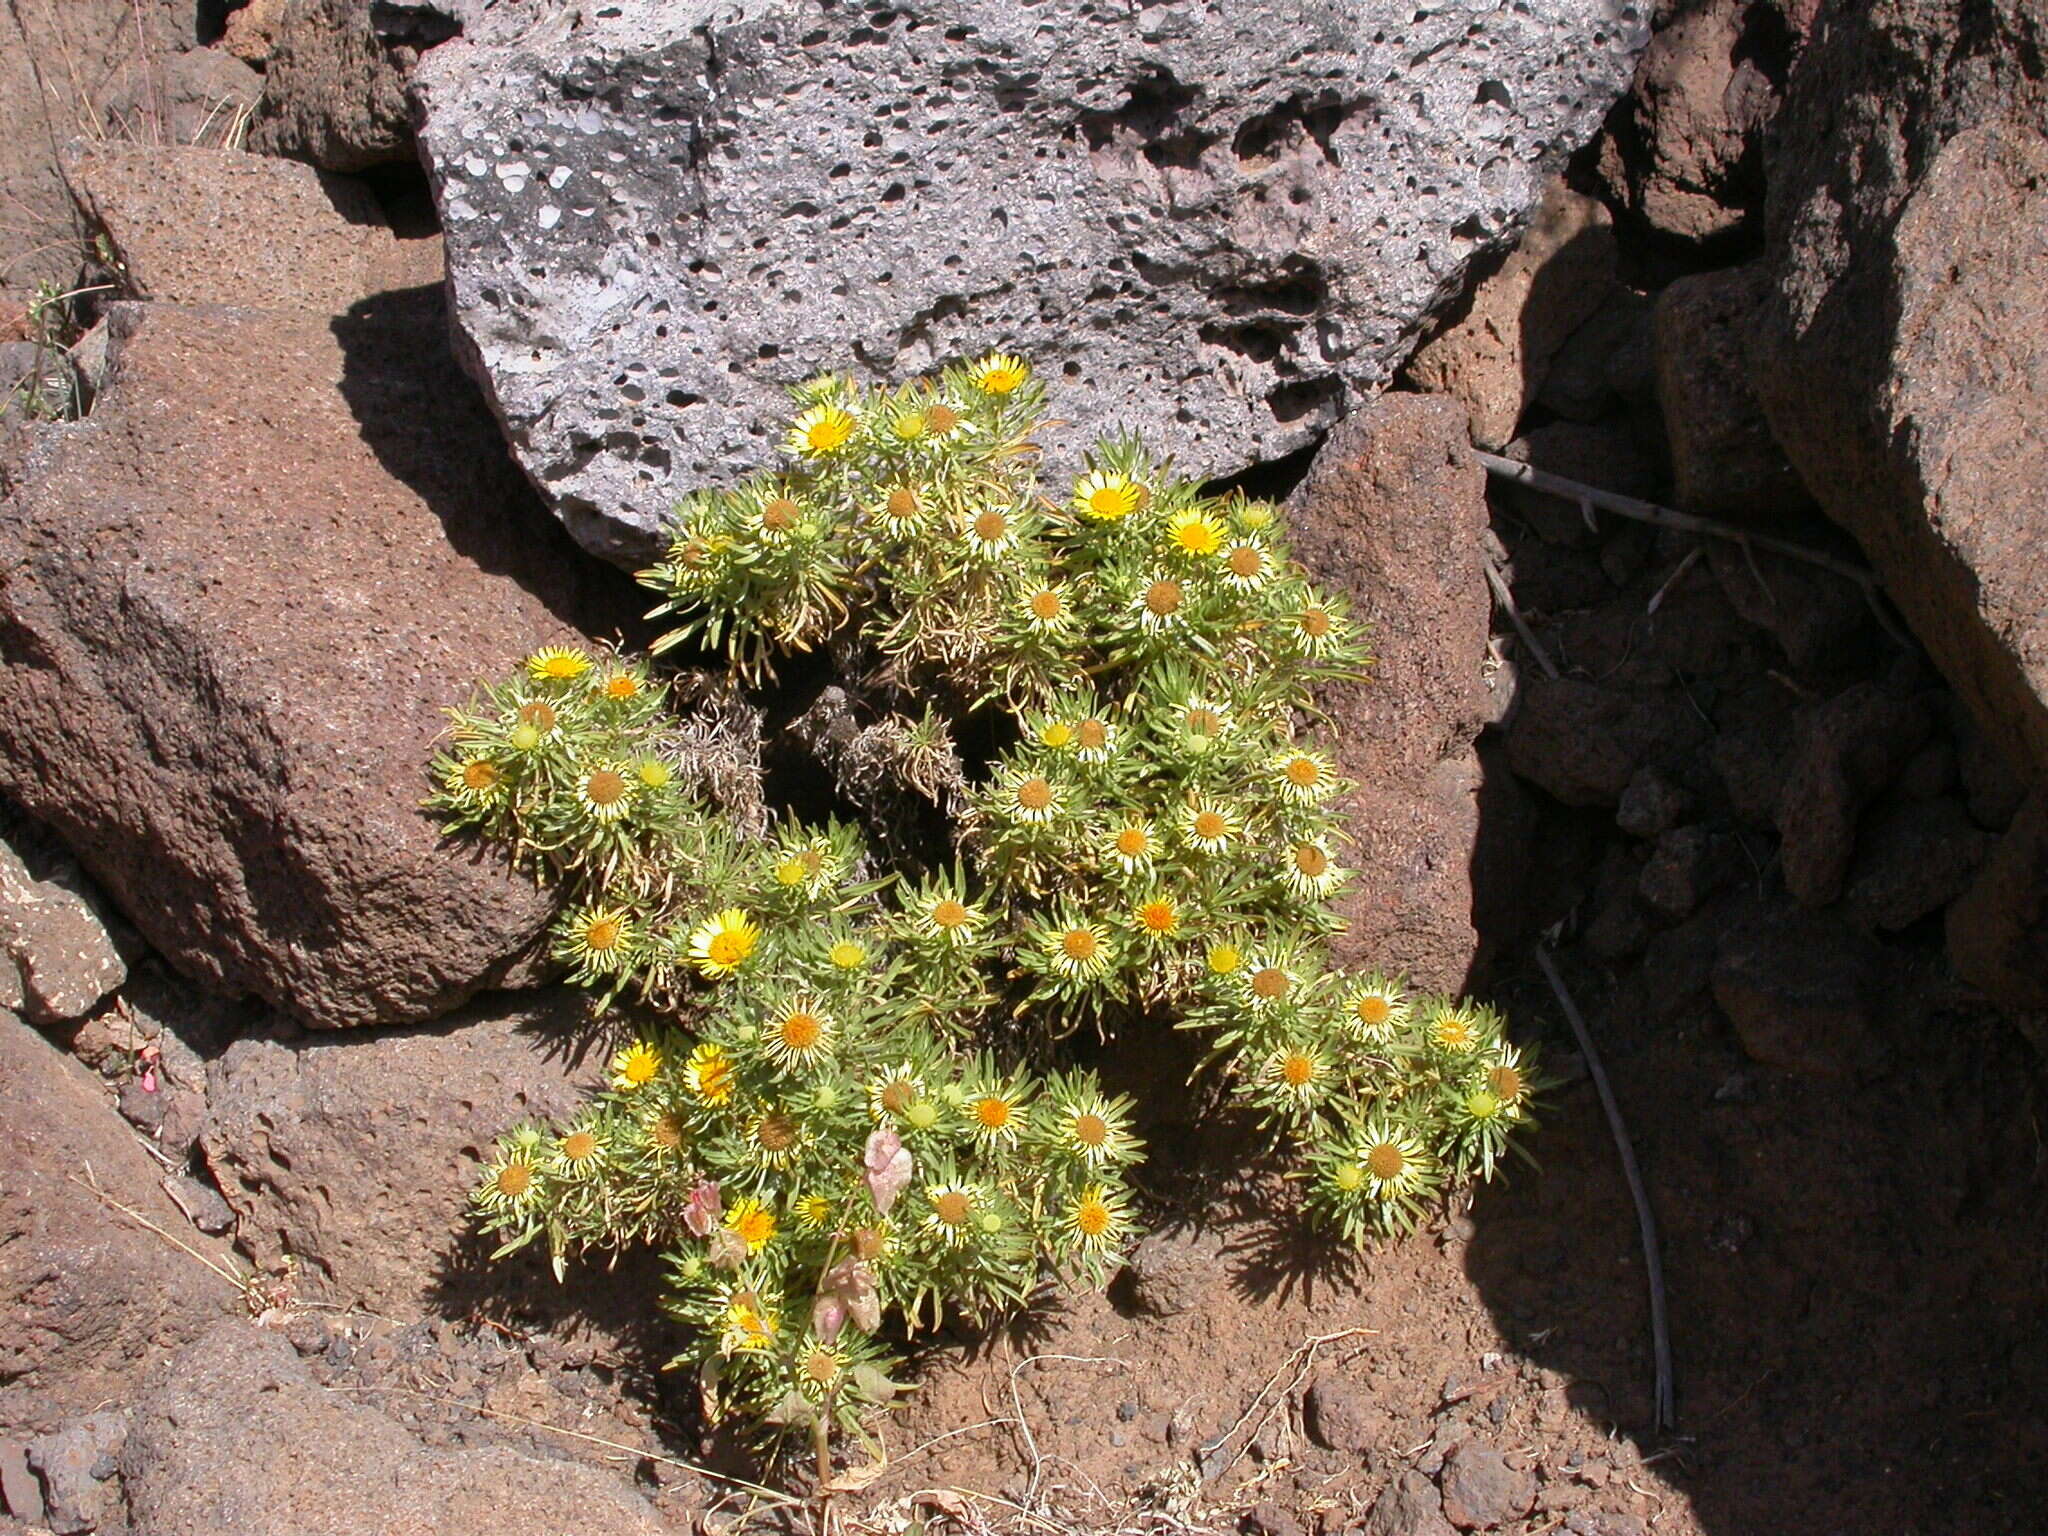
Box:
1406 179 1618 450
0 295 624 1027
120 1321 675 1536
1595 0 1786 242
1288 395 1497 992
201 989 603 1313
65 142 441 312
1750 0 2048 788
0 1011 234 1433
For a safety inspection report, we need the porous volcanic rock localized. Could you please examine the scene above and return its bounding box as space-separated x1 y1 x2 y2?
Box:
0 1011 234 1434
249 0 465 172
1287 394 1500 993
201 990 603 1313
0 822 125 1027
120 1321 675 1536
0 0 199 301
65 143 441 312
1653 265 1805 518
1594 0 1790 242
415 0 1648 562
1405 178 1619 450
1750 0 2048 787
0 296 625 1027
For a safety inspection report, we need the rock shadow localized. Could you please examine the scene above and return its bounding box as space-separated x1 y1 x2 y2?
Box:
1456 484 2048 1534
328 285 651 647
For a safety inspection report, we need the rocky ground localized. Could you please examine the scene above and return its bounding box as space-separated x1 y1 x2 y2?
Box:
3 2 2046 1535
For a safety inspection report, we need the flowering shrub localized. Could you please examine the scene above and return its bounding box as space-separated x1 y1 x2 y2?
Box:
429 354 1538 1452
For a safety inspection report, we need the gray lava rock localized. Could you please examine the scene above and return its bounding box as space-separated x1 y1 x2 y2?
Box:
1440 1441 1537 1530
0 828 124 1027
25 1412 126 1536
1364 1470 1458 1536
414 0 1648 562
120 1321 674 1536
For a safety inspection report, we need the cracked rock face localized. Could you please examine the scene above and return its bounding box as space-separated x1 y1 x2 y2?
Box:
416 0 1648 563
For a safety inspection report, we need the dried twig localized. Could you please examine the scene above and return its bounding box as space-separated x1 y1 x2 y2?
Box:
1482 559 1561 680
1473 449 1911 647
1533 945 1675 1432
1199 1327 1376 1485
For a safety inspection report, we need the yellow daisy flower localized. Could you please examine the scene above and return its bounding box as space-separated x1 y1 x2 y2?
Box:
788 403 857 457
525 646 592 684
684 1042 736 1105
1073 469 1147 521
1166 508 1228 558
687 908 761 979
970 352 1029 395
609 1041 662 1092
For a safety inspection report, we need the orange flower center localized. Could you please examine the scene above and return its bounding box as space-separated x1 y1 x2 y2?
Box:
1355 995 1392 1027
928 404 960 433
1139 900 1177 933
886 487 919 520
974 509 1009 541
1061 928 1100 962
1115 827 1149 858
1185 707 1222 737
1193 811 1228 841
1299 608 1332 638
1073 1113 1109 1147
1015 777 1054 811
932 1191 972 1226
779 1011 823 1051
496 1163 531 1196
604 674 640 699
518 701 557 731
851 1226 886 1260
1251 967 1290 1000
586 769 628 807
461 760 499 791
756 1113 799 1152
585 917 622 952
561 1132 597 1161
805 1349 840 1385
761 497 799 531
1077 718 1108 751
1028 589 1063 621
707 932 749 967
1144 579 1183 616
1284 756 1320 787
1227 545 1264 578
1293 843 1329 877
650 1114 685 1150
932 899 970 930
974 1097 1012 1130
1366 1143 1406 1179
1488 1065 1524 1102
1280 1053 1316 1088
1075 1199 1111 1237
